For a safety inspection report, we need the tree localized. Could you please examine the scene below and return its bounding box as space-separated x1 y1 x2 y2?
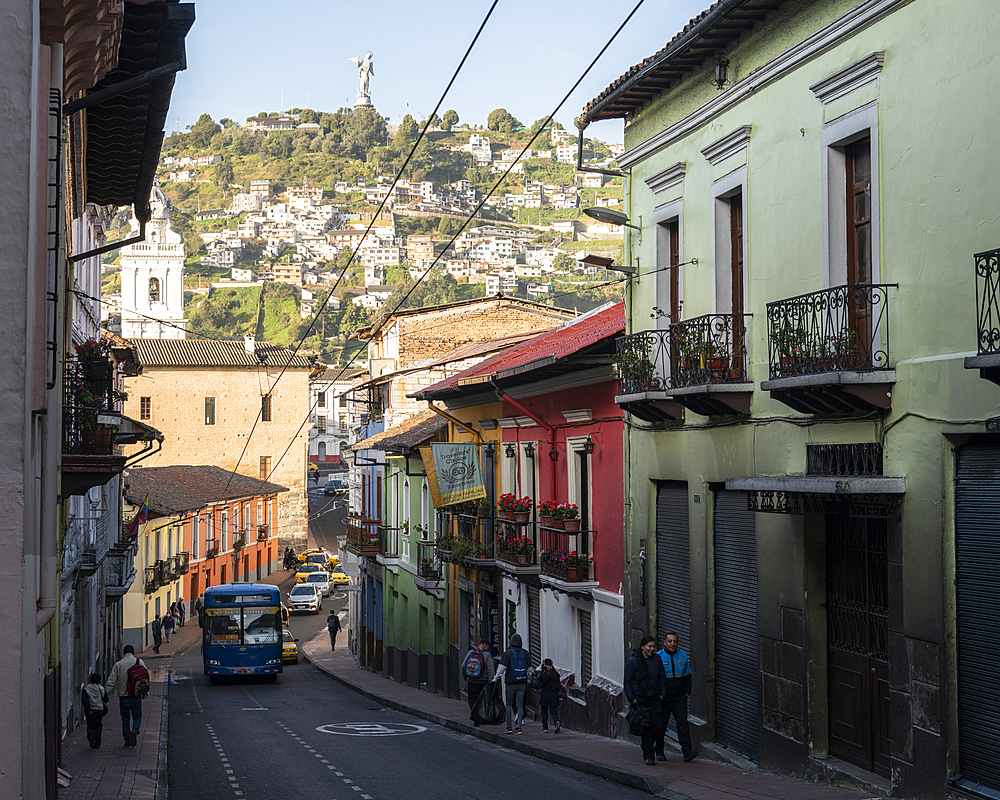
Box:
299 108 319 125
552 252 575 272
189 113 221 148
441 109 459 131
344 107 388 159
219 117 236 128
338 303 369 338
213 158 235 191
394 113 418 148
488 108 521 133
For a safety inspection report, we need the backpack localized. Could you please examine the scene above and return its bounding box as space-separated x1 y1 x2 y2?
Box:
509 648 528 683
464 650 485 680
126 659 150 698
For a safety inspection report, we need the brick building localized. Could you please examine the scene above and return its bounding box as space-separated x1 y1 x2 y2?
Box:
122 465 287 651
123 336 312 547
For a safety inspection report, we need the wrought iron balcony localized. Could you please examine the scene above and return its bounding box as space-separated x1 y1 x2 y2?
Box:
766 284 894 378
257 524 269 541
414 540 445 598
539 528 595 587
175 551 190 575
966 248 1000 384
154 559 169 586
378 524 400 559
345 516 379 555
496 520 539 572
144 566 158 595
669 313 749 387
204 539 220 559
63 358 120 456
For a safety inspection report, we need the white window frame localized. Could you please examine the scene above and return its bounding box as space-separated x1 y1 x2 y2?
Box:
820 102 880 289
222 509 228 551
653 198 684 329
566 436 593 557
710 165 748 316
192 515 199 560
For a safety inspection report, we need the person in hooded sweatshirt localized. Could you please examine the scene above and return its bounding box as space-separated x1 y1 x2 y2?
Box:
81 672 108 749
624 635 668 765
493 633 530 734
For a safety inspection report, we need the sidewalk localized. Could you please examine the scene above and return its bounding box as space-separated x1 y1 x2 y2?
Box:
59 669 168 800
302 634 881 800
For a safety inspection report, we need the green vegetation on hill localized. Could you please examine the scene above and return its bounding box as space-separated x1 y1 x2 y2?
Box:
185 284 262 341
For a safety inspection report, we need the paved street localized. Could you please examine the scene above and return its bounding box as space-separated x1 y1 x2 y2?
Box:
165 627 649 800
307 483 348 555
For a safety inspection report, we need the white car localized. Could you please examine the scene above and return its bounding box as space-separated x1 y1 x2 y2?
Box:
288 583 323 614
305 570 331 597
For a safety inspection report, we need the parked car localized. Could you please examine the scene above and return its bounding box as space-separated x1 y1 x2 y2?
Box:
305 570 331 597
282 630 299 664
324 477 348 495
288 583 322 614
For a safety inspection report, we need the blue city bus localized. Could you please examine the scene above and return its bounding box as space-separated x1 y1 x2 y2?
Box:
202 583 283 682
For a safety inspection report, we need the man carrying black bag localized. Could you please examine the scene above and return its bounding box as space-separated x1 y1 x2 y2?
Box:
462 639 495 726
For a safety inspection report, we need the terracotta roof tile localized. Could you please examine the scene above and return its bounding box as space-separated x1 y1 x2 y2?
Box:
129 339 313 369
354 410 447 452
124 465 288 516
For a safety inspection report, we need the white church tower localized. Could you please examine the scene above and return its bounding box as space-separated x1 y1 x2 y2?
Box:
119 181 188 340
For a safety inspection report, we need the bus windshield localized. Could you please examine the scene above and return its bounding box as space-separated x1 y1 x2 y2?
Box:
204 606 280 645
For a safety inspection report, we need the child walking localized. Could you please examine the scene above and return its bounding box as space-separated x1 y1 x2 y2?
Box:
81 672 108 749
533 658 564 733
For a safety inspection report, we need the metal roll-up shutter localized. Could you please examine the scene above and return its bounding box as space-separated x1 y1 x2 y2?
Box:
655 482 691 648
579 609 593 685
955 441 1000 794
714 489 759 760
527 585 541 667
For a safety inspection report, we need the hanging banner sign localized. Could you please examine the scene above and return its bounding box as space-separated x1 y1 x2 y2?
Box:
420 443 486 508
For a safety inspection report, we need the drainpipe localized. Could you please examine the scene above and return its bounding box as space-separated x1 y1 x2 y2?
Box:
574 121 624 178
490 383 557 497
37 43 64 631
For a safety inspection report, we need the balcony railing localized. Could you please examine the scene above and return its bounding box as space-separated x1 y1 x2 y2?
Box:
616 314 749 393
257 524 269 541
496 519 538 568
346 516 379 554
205 538 220 559
416 540 441 580
767 284 894 379
539 528 593 583
378 525 399 558
974 247 1000 355
174 551 190 576
63 358 119 455
144 566 158 595
154 559 169 585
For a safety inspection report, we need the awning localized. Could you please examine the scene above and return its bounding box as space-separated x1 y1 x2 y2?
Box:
726 475 905 517
726 476 905 494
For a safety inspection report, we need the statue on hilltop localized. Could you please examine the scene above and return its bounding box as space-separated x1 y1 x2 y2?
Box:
348 51 374 108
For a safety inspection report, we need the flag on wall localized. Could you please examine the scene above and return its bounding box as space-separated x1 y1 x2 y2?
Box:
125 494 148 539
420 443 486 508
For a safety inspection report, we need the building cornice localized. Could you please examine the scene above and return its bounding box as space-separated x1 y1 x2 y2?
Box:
809 51 885 104
618 0 912 170
644 162 686 194
701 126 752 165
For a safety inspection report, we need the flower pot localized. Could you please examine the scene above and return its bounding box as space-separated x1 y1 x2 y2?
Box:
567 566 583 581
549 518 564 530
505 511 517 520
562 518 581 532
514 512 530 524
539 515 554 528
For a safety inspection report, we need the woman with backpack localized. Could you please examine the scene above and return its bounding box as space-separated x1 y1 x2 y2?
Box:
461 639 495 726
624 635 668 765
532 658 565 733
81 672 109 749
494 633 530 734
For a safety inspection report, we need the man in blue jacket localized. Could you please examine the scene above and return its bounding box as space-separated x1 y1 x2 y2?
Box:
655 632 697 762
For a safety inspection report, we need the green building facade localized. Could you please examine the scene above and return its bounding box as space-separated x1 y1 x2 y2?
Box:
578 1 1000 797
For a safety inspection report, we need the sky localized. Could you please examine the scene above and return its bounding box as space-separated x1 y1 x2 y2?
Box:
167 0 709 145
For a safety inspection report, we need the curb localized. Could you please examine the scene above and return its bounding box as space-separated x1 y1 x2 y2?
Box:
301 645 692 799
156 670 170 800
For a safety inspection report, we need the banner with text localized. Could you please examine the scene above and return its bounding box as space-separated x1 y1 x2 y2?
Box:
420 443 486 508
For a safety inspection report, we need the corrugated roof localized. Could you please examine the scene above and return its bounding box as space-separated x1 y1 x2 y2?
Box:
354 410 447 452
312 367 367 383
129 338 314 369
578 0 782 125
415 302 624 399
124 465 288 516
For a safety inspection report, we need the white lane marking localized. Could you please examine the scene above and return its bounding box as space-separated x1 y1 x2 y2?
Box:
317 722 426 736
206 723 243 799
278 722 377 796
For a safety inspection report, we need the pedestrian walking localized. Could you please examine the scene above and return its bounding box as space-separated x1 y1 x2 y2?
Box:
624 635 667 765
105 645 150 747
194 595 204 629
655 632 697 762
326 610 342 650
150 615 162 654
81 672 108 749
176 596 186 627
461 639 495 726
493 633 530 734
532 658 565 733
162 610 175 643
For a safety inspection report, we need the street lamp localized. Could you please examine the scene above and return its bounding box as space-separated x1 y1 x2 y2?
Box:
584 436 595 455
524 442 535 459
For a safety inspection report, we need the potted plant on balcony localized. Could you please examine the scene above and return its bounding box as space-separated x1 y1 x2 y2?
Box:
497 493 515 519
566 551 591 581
770 326 810 374
418 556 438 578
435 533 456 561
511 496 533 523
555 502 581 532
537 499 559 528
475 498 493 518
206 546 220 559
540 548 571 578
499 534 535 566
615 340 654 391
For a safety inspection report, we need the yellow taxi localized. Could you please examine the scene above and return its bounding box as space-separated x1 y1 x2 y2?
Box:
294 562 323 583
302 549 339 572
282 630 299 664
329 566 350 587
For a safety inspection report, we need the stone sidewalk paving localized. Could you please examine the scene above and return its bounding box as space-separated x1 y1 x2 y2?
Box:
58 670 167 800
302 632 882 800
